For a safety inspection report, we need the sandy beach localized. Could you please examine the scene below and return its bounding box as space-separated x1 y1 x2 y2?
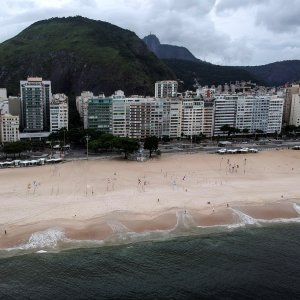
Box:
1 149 300 248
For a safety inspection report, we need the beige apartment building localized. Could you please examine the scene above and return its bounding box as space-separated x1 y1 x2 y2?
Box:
0 114 20 143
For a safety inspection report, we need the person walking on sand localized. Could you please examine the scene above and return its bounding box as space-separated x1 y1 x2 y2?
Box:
4 230 7 235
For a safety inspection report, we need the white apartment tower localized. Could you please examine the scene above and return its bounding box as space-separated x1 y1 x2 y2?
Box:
50 94 69 132
214 95 238 136
151 98 182 139
181 98 205 138
20 77 51 132
155 80 178 98
214 94 283 136
0 88 7 100
267 95 284 133
0 114 20 143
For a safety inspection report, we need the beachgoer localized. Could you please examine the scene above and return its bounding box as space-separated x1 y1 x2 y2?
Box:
157 198 159 203
4 230 6 235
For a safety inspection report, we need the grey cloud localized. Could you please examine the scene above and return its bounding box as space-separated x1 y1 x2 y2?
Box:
256 1 300 33
215 0 268 13
0 0 299 65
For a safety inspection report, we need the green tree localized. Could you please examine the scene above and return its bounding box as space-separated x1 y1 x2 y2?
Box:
88 133 115 152
162 136 170 143
282 125 297 136
67 128 85 144
144 136 159 158
113 137 140 159
220 124 232 136
2 141 30 158
242 128 249 134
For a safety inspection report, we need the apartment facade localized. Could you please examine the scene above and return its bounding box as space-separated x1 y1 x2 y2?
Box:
181 98 204 137
0 88 7 100
267 95 284 133
20 77 51 132
289 94 300 126
8 97 22 117
0 114 20 143
214 94 283 135
214 95 238 136
203 100 214 137
50 94 69 132
283 84 300 125
155 80 178 98
87 97 112 133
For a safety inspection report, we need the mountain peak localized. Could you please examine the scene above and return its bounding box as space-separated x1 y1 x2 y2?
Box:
143 34 161 51
0 16 175 96
143 34 197 62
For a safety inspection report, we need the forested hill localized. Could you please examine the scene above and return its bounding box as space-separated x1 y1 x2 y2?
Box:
0 16 175 96
163 59 265 90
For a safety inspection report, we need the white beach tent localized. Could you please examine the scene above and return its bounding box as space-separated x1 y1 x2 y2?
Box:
38 158 46 165
29 160 38 166
13 160 21 167
20 160 30 166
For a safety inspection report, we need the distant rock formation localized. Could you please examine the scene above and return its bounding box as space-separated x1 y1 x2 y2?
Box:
143 34 197 62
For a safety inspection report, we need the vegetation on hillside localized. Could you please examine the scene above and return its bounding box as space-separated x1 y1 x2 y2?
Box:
164 59 265 91
240 60 300 86
0 16 175 96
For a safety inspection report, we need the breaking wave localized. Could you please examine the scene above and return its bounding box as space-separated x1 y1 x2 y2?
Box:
10 228 66 251
293 203 300 215
231 208 260 226
3 204 300 255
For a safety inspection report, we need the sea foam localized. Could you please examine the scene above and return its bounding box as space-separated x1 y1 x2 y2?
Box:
17 228 66 250
174 210 196 230
293 203 300 215
231 208 260 226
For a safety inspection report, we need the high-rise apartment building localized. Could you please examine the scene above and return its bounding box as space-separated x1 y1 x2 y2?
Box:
155 80 178 98
87 97 112 132
0 114 19 143
0 99 9 115
50 94 69 132
203 100 214 137
127 98 152 139
267 95 284 133
8 97 22 117
0 88 7 100
20 77 51 132
289 94 300 126
283 84 300 125
214 95 238 136
181 98 204 138
214 94 283 136
111 96 182 140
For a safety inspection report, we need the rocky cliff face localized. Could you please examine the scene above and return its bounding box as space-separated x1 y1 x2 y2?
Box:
143 34 197 62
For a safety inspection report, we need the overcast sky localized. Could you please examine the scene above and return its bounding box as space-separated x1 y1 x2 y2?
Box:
0 0 299 66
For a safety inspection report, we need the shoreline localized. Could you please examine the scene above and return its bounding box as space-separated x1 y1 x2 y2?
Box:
1 149 300 249
1 201 299 249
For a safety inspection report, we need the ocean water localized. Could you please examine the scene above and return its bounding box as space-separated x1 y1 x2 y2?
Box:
0 214 300 299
